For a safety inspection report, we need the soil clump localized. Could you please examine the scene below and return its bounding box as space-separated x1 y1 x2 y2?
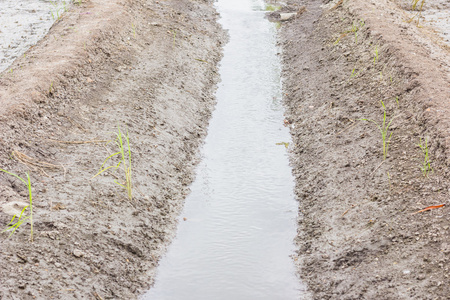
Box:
0 0 226 299
279 0 449 299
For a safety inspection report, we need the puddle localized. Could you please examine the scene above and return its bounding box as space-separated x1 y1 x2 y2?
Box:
142 0 302 299
0 0 68 72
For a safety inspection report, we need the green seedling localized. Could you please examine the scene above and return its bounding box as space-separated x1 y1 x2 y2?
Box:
409 0 426 25
0 169 34 242
418 138 432 177
170 30 176 47
373 45 379 64
360 100 397 160
334 19 364 45
395 96 399 107
265 4 281 11
351 22 358 43
50 1 68 21
350 67 360 79
92 126 133 200
132 23 136 39
276 142 289 149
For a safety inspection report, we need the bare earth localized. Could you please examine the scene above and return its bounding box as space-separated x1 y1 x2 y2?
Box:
0 0 225 299
278 0 449 299
0 0 449 299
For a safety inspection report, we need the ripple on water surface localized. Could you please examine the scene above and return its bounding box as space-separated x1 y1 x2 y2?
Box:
142 0 303 299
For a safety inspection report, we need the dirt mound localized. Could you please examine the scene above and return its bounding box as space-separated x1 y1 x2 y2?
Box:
0 0 226 298
280 0 449 299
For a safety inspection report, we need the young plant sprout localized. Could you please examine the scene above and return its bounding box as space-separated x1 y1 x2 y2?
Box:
360 100 397 160
0 169 34 242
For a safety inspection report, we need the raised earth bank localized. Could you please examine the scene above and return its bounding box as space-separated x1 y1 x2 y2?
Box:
277 0 449 299
0 0 225 298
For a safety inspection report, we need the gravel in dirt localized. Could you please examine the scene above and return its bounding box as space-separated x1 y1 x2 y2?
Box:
279 0 449 299
0 0 226 299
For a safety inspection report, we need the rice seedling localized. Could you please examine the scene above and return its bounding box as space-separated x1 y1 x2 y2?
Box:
49 81 54 95
50 1 68 21
360 100 397 160
132 23 136 39
265 4 281 11
373 45 379 64
418 137 432 177
409 0 426 25
92 126 133 200
0 169 34 242
350 67 360 79
276 142 289 148
334 19 364 45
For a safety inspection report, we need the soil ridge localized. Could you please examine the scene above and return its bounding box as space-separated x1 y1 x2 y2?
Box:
280 0 449 299
0 0 226 299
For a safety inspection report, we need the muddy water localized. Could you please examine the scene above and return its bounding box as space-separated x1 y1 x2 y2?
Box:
142 0 302 299
0 0 67 72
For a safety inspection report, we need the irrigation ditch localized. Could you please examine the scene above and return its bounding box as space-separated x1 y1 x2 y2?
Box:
0 0 449 299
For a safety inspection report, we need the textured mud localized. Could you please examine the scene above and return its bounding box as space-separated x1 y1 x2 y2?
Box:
0 0 225 299
279 0 449 299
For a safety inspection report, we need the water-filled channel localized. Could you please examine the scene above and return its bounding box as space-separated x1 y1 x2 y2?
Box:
142 0 302 299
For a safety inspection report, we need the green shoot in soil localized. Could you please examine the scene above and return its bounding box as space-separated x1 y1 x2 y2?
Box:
373 45 379 64
360 100 397 160
350 67 360 79
265 4 281 11
132 23 136 39
171 30 176 47
418 138 432 177
334 19 364 45
409 0 426 26
0 169 34 242
92 126 133 200
276 142 289 149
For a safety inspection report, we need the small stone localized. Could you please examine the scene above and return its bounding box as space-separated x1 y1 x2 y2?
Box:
73 249 85 258
279 13 297 21
403 270 411 275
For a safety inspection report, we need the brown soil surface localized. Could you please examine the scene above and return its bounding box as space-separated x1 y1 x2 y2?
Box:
0 0 225 299
1 0 449 298
279 0 449 299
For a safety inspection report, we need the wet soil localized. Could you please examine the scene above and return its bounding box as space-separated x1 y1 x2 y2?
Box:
1 0 449 298
0 0 225 299
279 0 449 299
0 0 67 72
